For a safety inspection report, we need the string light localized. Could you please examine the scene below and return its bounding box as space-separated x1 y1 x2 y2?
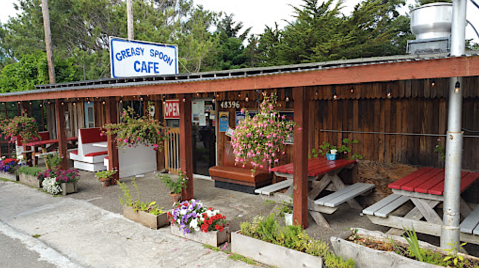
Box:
139 95 144 101
61 101 65 105
387 85 392 99
119 97 123 103
454 81 461 94
102 99 106 105
212 94 216 103
87 98 90 104
431 79 436 87
182 97 186 102
39 103 43 107
245 94 249 102
237 92 241 98
350 87 354 93
29 101 32 105
285 96 290 102
332 86 337 100
196 92 200 97
47 100 51 105
315 89 319 96
72 101 76 106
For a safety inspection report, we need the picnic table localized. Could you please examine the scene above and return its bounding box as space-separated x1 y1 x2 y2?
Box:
24 137 78 166
255 157 374 228
364 167 479 244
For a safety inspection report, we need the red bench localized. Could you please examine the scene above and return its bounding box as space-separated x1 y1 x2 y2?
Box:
209 143 272 194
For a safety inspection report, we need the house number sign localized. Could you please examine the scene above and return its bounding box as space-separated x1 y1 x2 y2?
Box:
220 101 240 109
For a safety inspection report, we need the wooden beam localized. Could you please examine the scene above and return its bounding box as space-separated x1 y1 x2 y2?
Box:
55 99 68 170
293 86 309 228
179 94 193 200
155 100 165 170
1 56 479 102
105 97 119 184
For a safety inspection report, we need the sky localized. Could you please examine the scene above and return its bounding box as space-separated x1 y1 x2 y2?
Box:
0 0 478 42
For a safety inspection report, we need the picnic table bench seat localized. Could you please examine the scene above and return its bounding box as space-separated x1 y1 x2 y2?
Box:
70 128 108 172
362 194 410 218
315 183 375 208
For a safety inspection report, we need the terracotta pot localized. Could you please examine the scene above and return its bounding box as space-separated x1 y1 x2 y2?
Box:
170 193 182 204
100 178 110 187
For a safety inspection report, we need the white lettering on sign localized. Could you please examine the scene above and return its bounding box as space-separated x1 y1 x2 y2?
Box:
164 100 180 119
110 37 178 78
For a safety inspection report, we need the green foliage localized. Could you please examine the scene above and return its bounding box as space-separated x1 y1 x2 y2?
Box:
0 114 39 143
16 165 42 176
95 169 117 181
157 170 188 194
435 138 446 162
44 152 63 170
310 139 363 160
275 196 293 217
443 241 468 268
119 178 164 215
240 214 354 267
403 226 424 262
103 104 168 152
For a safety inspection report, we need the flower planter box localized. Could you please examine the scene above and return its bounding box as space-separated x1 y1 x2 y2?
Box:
331 228 479 268
0 171 18 182
60 182 78 196
122 206 168 229
170 225 229 247
19 173 42 188
231 231 323 268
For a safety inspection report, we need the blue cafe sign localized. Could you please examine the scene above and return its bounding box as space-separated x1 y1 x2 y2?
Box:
109 37 178 78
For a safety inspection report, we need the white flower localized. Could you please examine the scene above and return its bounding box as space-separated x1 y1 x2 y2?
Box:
189 218 198 228
180 209 187 215
43 177 62 195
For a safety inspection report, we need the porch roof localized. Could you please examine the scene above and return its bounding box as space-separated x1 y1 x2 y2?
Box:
0 52 479 102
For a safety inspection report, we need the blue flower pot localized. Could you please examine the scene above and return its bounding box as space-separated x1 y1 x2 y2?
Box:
326 153 338 161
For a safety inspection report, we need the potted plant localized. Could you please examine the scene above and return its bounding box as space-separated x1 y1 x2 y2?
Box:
157 170 188 204
43 152 63 170
103 103 169 152
0 115 40 144
231 93 299 173
95 169 117 187
310 139 363 160
46 169 80 196
119 178 168 229
17 165 43 188
232 214 354 268
0 158 21 181
168 199 229 247
331 227 479 268
276 197 293 226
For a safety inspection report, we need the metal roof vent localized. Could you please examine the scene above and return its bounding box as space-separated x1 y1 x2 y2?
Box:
407 3 452 54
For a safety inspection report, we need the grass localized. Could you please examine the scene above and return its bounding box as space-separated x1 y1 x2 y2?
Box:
202 244 260 266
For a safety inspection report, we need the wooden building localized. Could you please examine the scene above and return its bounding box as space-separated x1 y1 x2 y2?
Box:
1 53 479 228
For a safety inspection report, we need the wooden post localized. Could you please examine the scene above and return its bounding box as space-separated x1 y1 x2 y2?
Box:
293 87 309 228
41 0 56 84
155 100 165 170
55 99 68 170
179 94 193 200
105 97 120 183
127 0 134 40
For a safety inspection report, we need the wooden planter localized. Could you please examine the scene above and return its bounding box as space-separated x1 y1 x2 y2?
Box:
231 232 323 268
0 171 18 182
122 206 168 229
19 173 42 188
170 225 229 247
331 228 479 268
60 181 78 196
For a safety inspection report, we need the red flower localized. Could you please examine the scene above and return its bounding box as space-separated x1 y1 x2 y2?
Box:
208 219 213 225
218 226 224 232
208 207 212 210
215 224 219 230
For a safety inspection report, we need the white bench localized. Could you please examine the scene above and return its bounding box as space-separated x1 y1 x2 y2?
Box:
70 128 108 172
362 194 410 218
315 183 375 208
254 180 292 196
461 205 479 235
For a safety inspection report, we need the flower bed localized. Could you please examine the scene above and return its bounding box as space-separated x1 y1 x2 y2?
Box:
332 228 479 268
168 200 228 247
17 166 43 188
119 178 168 229
0 158 21 181
39 169 80 195
234 214 354 268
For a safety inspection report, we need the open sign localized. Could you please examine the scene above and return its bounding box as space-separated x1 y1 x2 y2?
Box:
164 100 180 119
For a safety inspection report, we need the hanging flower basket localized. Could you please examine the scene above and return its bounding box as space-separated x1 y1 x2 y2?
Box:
103 104 169 152
231 93 299 173
0 115 39 144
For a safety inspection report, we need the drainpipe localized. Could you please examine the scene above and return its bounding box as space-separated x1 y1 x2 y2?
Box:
441 0 467 250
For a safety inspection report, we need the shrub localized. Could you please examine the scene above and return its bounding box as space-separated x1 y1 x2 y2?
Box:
16 166 42 177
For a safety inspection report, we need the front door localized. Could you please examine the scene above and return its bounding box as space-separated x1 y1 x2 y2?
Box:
192 99 216 176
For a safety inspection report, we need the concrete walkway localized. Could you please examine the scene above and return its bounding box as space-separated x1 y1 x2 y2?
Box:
0 181 256 268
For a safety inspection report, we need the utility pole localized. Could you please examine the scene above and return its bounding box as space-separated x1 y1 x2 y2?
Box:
41 0 55 84
441 0 467 250
127 0 134 40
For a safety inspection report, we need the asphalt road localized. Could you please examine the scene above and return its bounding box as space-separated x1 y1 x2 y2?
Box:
0 232 56 268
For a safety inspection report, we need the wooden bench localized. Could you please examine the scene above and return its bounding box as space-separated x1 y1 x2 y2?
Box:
363 194 410 218
254 180 292 196
315 183 375 208
209 143 271 194
70 128 108 172
461 205 479 235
